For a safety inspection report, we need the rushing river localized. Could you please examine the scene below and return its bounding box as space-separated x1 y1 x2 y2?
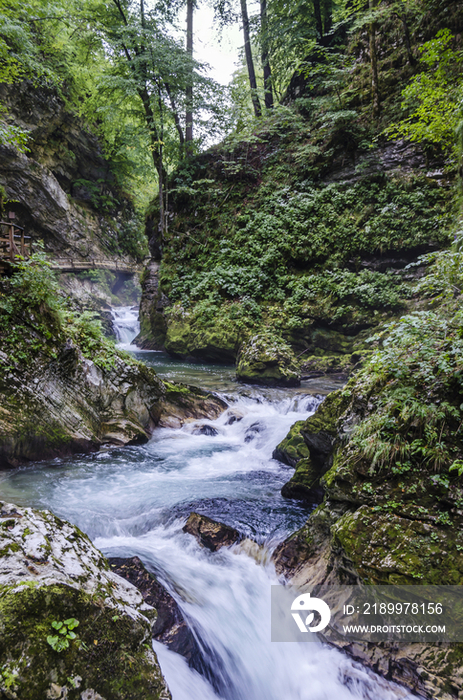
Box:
0 307 419 700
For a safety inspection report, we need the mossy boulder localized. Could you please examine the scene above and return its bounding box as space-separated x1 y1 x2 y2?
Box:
272 420 310 467
281 457 324 503
236 333 301 387
278 391 349 501
164 318 241 363
0 502 171 700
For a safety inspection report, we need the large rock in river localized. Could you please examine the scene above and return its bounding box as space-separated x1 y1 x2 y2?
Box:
183 513 241 551
236 332 301 387
0 501 171 700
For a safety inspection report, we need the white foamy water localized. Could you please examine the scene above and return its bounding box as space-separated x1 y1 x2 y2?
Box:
112 305 140 349
0 353 420 700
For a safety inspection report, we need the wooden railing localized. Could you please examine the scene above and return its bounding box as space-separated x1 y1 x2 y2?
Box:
0 218 31 263
50 258 144 273
0 212 144 275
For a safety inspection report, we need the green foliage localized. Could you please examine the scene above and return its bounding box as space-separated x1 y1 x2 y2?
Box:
287 269 410 310
65 311 119 371
165 173 450 312
385 29 463 157
450 459 463 477
46 618 79 653
117 214 149 261
0 116 29 152
0 249 123 370
348 311 463 472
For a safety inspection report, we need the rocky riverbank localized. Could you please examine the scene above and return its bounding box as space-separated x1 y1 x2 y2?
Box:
273 308 463 699
0 501 171 699
0 339 225 468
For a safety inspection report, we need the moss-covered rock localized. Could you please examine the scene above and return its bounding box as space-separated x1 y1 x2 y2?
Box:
164 319 241 363
300 353 361 377
0 502 171 700
278 391 350 500
281 457 324 502
272 420 309 467
236 332 301 387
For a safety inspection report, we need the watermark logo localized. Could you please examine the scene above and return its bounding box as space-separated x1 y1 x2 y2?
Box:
272 585 461 642
291 592 331 633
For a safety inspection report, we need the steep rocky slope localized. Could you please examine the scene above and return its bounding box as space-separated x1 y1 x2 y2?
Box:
137 0 462 386
0 82 144 265
138 136 451 378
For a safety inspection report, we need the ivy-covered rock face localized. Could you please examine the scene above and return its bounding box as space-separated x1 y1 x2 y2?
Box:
0 502 171 700
139 120 453 366
236 332 301 387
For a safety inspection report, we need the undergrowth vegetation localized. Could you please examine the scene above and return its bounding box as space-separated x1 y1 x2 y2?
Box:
0 251 126 371
341 242 463 480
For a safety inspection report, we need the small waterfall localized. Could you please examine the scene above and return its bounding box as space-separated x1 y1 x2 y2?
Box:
111 305 140 348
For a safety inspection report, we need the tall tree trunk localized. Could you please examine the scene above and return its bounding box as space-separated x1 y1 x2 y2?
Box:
260 0 273 109
369 0 380 118
240 0 262 118
323 0 332 36
185 0 194 153
393 12 416 68
313 0 323 42
158 88 165 239
165 82 185 157
138 85 165 237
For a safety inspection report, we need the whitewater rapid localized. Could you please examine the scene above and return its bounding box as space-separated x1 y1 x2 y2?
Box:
0 307 420 700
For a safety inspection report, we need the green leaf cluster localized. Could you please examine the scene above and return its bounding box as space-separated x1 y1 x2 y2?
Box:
385 29 463 156
46 618 79 653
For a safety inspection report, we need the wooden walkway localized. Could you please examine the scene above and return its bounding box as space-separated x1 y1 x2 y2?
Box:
50 259 144 274
0 213 143 275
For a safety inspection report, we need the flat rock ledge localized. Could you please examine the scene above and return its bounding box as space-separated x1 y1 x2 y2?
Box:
0 501 171 700
0 341 226 468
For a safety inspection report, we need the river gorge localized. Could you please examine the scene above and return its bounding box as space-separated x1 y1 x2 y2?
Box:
0 308 422 700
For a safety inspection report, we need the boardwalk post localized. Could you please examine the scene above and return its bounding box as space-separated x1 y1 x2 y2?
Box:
8 212 15 261
8 224 14 261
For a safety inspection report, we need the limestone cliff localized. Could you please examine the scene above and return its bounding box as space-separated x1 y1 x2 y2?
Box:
0 341 225 468
0 81 145 264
